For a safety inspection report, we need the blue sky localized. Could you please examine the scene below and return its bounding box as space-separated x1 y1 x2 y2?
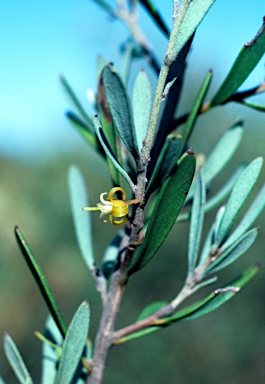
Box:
0 0 264 161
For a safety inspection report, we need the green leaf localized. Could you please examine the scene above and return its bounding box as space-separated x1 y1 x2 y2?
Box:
173 0 216 58
146 134 182 198
210 20 265 106
139 0 170 37
118 264 260 343
171 265 259 323
68 165 95 270
215 157 263 246
240 100 265 112
188 171 206 276
41 316 63 384
66 112 100 153
55 301 90 384
0 376 6 384
137 301 168 322
4 333 33 384
93 116 135 190
102 64 139 159
127 152 196 275
60 75 93 126
202 121 244 185
181 70 212 149
207 228 259 273
14 226 67 338
98 68 123 186
132 70 152 152
222 182 265 250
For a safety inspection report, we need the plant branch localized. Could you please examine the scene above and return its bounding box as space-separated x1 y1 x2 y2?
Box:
87 3 193 383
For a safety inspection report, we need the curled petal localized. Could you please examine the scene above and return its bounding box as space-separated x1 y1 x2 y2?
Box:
110 215 127 226
108 187 126 202
100 192 112 205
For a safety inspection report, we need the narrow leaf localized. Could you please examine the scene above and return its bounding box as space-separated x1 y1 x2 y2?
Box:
4 333 33 384
127 152 196 275
215 157 263 246
222 182 265 250
55 301 90 384
146 134 182 198
210 19 265 106
207 228 259 273
202 121 244 185
102 64 139 159
66 112 100 152
181 70 212 149
41 316 63 384
164 263 260 323
98 69 123 186
118 264 260 343
198 207 224 267
139 0 170 37
132 70 152 151
68 166 95 270
137 301 168 322
14 226 67 338
203 165 245 213
240 101 265 112
60 75 93 126
173 0 216 58
93 116 135 189
177 165 245 223
188 171 206 275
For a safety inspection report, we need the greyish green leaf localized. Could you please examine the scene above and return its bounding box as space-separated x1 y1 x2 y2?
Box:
102 64 139 159
55 301 90 384
207 228 259 273
41 316 63 384
222 182 265 250
210 20 265 106
68 166 95 270
132 70 152 152
198 206 225 268
4 333 33 384
127 152 196 275
188 170 206 276
202 121 244 185
215 157 263 246
173 0 216 58
93 116 135 190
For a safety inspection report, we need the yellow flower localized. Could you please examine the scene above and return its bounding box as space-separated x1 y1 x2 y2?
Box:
83 187 141 225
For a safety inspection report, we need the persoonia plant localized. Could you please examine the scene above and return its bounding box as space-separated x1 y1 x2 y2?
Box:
2 2 265 384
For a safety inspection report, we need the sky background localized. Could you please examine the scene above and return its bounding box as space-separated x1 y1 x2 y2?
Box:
0 0 264 161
